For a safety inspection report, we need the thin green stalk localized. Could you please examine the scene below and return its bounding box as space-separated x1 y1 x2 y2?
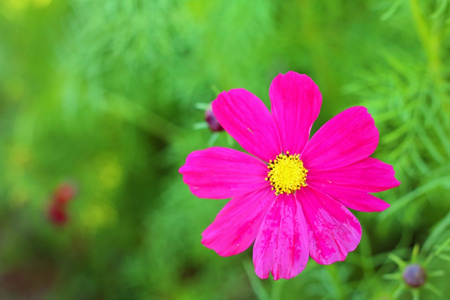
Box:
243 261 270 300
327 264 346 300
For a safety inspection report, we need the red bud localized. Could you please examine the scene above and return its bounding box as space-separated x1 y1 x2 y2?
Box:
205 108 224 132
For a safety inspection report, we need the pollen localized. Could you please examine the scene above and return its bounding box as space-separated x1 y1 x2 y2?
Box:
265 152 308 195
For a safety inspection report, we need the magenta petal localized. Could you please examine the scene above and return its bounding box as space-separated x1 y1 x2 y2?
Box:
306 158 399 212
298 187 362 265
270 72 322 154
309 186 390 212
179 147 268 199
307 158 401 193
301 106 379 170
202 187 275 256
253 194 309 280
213 89 281 162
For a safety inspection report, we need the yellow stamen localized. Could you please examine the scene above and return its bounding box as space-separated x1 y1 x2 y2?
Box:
265 151 308 195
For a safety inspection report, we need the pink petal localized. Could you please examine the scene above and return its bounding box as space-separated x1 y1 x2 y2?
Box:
307 157 401 193
202 187 276 256
298 187 362 265
270 72 322 154
213 89 281 162
306 158 400 212
309 187 390 212
301 106 379 170
253 194 309 280
179 147 269 199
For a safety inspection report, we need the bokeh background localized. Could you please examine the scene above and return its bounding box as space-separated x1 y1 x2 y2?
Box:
1 0 449 299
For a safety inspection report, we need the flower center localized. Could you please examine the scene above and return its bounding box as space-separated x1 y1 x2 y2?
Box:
265 152 308 195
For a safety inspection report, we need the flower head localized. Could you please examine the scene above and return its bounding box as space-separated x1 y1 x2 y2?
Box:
179 71 400 280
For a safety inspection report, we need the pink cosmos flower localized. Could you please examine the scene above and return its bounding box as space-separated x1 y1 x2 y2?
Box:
179 71 400 280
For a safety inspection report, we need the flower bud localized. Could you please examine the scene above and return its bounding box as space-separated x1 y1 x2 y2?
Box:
402 264 426 288
205 108 224 132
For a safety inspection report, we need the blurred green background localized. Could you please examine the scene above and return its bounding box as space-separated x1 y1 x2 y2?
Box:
0 0 449 299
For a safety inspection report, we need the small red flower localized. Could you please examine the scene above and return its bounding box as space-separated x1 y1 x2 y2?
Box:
48 182 77 226
48 204 67 225
53 182 77 206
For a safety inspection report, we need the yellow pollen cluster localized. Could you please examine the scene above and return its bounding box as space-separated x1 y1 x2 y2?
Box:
265 152 308 195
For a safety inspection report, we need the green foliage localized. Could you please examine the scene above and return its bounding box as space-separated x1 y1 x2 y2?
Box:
0 0 449 299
